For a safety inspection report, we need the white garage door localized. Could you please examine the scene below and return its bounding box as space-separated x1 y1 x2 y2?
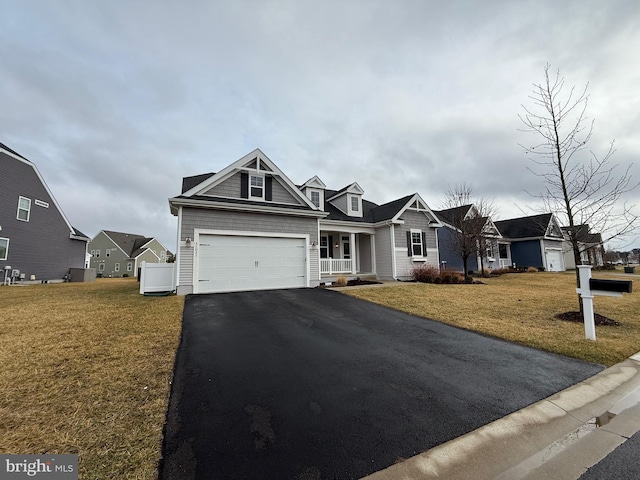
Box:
196 234 307 293
545 249 563 272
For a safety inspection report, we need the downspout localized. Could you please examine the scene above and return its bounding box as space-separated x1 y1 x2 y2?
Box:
175 206 182 290
390 224 397 280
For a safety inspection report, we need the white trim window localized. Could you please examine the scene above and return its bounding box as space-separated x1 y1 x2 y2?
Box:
250 174 264 199
0 237 8 260
115 263 120 272
106 249 111 257
98 263 105 272
310 190 321 208
127 262 133 272
408 228 426 258
350 195 359 212
17 196 31 222
95 249 101 258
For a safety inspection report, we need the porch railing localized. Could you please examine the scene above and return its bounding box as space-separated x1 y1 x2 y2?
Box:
499 259 511 268
320 258 353 275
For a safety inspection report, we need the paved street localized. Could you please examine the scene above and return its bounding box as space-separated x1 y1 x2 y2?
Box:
159 288 602 479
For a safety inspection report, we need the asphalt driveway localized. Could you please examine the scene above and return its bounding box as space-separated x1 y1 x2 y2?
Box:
159 288 603 480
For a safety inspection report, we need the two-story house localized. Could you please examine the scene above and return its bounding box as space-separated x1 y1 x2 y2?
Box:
169 148 442 294
88 230 170 277
1 142 89 283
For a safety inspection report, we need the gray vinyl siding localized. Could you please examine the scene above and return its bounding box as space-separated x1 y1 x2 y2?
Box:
203 172 242 198
374 225 393 280
357 234 372 273
329 194 348 215
89 232 125 277
0 151 87 281
203 172 303 205
179 207 319 293
270 178 302 204
394 210 437 248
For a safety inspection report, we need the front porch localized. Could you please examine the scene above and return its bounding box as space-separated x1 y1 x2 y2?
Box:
319 230 376 277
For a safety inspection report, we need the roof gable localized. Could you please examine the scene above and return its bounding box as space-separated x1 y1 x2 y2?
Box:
326 182 364 201
180 148 318 210
0 142 82 239
301 175 326 189
494 213 563 239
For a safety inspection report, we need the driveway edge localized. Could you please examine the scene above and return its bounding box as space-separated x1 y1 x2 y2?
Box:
362 351 640 480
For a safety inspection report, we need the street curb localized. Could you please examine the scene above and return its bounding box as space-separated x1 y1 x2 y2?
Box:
361 352 640 480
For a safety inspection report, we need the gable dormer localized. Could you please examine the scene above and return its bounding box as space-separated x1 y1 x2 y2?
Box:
546 215 564 238
300 176 326 210
327 182 365 218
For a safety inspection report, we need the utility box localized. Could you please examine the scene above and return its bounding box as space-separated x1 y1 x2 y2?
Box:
69 268 97 283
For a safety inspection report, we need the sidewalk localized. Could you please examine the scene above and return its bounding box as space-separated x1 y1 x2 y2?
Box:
362 351 640 480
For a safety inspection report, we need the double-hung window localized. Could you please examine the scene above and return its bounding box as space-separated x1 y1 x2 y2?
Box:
0 237 8 260
350 196 359 212
411 231 423 256
250 175 264 199
115 263 120 272
17 196 31 221
310 191 320 207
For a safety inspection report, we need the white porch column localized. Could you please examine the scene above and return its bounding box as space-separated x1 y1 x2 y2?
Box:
350 233 356 274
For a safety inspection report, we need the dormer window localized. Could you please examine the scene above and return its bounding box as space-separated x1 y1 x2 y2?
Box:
310 190 320 207
351 196 359 212
250 175 264 199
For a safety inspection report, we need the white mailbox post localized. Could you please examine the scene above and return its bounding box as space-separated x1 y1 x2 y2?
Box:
576 265 633 341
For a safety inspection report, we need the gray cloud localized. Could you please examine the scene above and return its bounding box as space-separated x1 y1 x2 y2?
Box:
1 0 638 249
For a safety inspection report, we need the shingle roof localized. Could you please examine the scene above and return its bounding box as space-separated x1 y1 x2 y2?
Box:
182 173 215 193
0 142 29 161
561 225 603 244
433 205 474 226
104 230 154 257
494 213 553 238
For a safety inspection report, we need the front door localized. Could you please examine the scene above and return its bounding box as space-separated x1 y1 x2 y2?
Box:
342 236 350 259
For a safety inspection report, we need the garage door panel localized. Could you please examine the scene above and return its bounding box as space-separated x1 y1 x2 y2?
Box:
197 234 307 293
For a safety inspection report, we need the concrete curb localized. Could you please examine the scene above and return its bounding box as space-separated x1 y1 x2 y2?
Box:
362 352 640 480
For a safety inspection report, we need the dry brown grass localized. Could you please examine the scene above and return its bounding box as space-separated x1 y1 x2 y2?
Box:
0 278 184 479
345 272 640 366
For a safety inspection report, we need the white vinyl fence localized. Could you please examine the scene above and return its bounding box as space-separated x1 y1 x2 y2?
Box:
139 261 176 295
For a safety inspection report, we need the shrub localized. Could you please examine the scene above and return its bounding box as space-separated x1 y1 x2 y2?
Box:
411 264 440 283
442 274 452 284
464 276 473 284
335 275 348 286
434 276 442 284
451 275 459 284
538 266 546 272
527 266 539 273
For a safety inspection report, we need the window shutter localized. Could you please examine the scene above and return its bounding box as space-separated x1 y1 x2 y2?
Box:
328 235 333 258
422 232 427 256
406 231 412 256
240 172 248 199
265 176 273 201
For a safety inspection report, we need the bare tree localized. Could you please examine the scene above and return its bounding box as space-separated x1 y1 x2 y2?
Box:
519 64 638 311
439 184 498 279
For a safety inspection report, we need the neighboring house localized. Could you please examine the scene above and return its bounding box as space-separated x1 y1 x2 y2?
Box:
0 142 90 282
434 204 511 273
88 230 170 277
561 225 605 269
168 148 442 294
494 213 566 271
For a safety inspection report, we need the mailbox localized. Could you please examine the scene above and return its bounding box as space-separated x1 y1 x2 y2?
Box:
589 278 633 294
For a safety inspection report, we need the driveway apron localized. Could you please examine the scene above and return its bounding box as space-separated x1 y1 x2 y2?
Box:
159 288 603 480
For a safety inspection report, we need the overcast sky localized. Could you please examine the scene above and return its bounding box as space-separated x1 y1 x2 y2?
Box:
2 0 639 250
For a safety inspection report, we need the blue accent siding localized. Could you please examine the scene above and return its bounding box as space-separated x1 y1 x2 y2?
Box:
436 226 478 272
509 240 543 268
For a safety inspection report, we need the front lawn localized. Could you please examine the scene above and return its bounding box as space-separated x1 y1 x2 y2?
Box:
0 278 184 479
344 272 640 366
